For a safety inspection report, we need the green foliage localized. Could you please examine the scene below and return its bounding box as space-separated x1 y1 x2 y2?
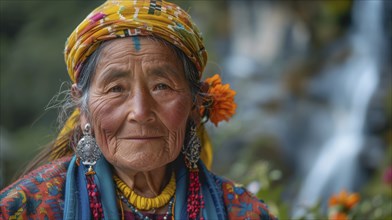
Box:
352 195 392 220
1 125 53 186
1 1 101 131
245 159 392 220
247 141 392 220
238 160 289 219
0 0 101 187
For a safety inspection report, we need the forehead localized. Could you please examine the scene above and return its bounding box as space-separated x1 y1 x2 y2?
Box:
90 37 186 86
98 37 180 64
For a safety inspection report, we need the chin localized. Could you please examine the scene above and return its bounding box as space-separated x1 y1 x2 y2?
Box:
113 153 171 172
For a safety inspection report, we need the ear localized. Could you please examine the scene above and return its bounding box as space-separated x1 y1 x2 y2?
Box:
71 84 88 130
200 81 209 94
190 82 209 127
190 97 202 126
71 84 82 100
190 110 201 126
79 110 88 131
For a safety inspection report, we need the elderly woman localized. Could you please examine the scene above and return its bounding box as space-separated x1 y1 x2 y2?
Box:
0 1 276 219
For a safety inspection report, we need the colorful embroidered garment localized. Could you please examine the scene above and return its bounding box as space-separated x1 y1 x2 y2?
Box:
0 157 276 219
0 157 71 220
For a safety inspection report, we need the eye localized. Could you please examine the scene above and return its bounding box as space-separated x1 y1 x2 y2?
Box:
154 83 170 91
109 85 124 93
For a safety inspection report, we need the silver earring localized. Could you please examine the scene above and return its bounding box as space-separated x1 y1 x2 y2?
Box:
77 123 104 219
182 122 201 169
182 122 204 218
76 123 101 166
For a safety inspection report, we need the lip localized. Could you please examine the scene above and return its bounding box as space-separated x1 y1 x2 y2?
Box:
119 136 163 140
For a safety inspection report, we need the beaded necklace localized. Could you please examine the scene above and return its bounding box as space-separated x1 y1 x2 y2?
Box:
113 172 176 211
117 191 174 220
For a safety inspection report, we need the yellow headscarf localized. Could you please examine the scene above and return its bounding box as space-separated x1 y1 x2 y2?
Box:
56 0 218 168
64 0 207 82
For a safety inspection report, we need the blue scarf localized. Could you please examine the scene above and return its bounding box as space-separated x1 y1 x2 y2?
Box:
63 155 227 219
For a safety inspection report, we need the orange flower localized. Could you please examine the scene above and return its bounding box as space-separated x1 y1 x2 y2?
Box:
330 212 348 220
203 74 236 126
329 190 360 209
345 193 360 209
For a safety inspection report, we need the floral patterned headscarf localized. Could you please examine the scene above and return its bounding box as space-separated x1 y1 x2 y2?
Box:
56 0 236 167
65 0 207 82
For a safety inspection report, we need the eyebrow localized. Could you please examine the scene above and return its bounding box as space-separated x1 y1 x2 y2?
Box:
99 70 129 85
148 63 182 79
97 62 183 85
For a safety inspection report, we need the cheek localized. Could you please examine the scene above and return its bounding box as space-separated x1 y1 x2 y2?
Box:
160 93 192 128
88 96 127 152
159 96 192 157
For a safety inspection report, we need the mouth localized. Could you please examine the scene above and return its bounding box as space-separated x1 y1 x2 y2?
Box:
120 136 163 141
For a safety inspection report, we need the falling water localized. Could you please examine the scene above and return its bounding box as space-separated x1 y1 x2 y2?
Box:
213 0 386 215
295 0 384 212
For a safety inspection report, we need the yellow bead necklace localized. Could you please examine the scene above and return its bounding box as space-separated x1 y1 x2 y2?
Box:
113 172 176 211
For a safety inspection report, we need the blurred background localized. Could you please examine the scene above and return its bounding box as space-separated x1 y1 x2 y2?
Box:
1 0 391 219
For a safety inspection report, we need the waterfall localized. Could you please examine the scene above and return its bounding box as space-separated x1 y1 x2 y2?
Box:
295 0 384 213
217 0 386 216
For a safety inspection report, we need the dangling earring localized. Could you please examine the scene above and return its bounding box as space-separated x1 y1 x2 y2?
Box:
182 122 204 220
76 123 103 220
76 123 101 167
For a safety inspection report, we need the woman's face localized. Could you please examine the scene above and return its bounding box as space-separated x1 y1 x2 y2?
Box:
81 37 193 172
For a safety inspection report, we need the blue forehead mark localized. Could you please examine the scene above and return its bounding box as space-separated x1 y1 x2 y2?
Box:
132 37 141 52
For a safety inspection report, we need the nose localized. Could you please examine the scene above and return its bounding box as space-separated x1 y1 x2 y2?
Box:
127 89 155 124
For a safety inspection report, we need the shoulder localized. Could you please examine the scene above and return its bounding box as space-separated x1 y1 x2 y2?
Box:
0 156 72 219
213 175 277 220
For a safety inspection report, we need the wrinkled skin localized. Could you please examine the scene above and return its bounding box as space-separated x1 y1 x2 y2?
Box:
74 37 193 201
